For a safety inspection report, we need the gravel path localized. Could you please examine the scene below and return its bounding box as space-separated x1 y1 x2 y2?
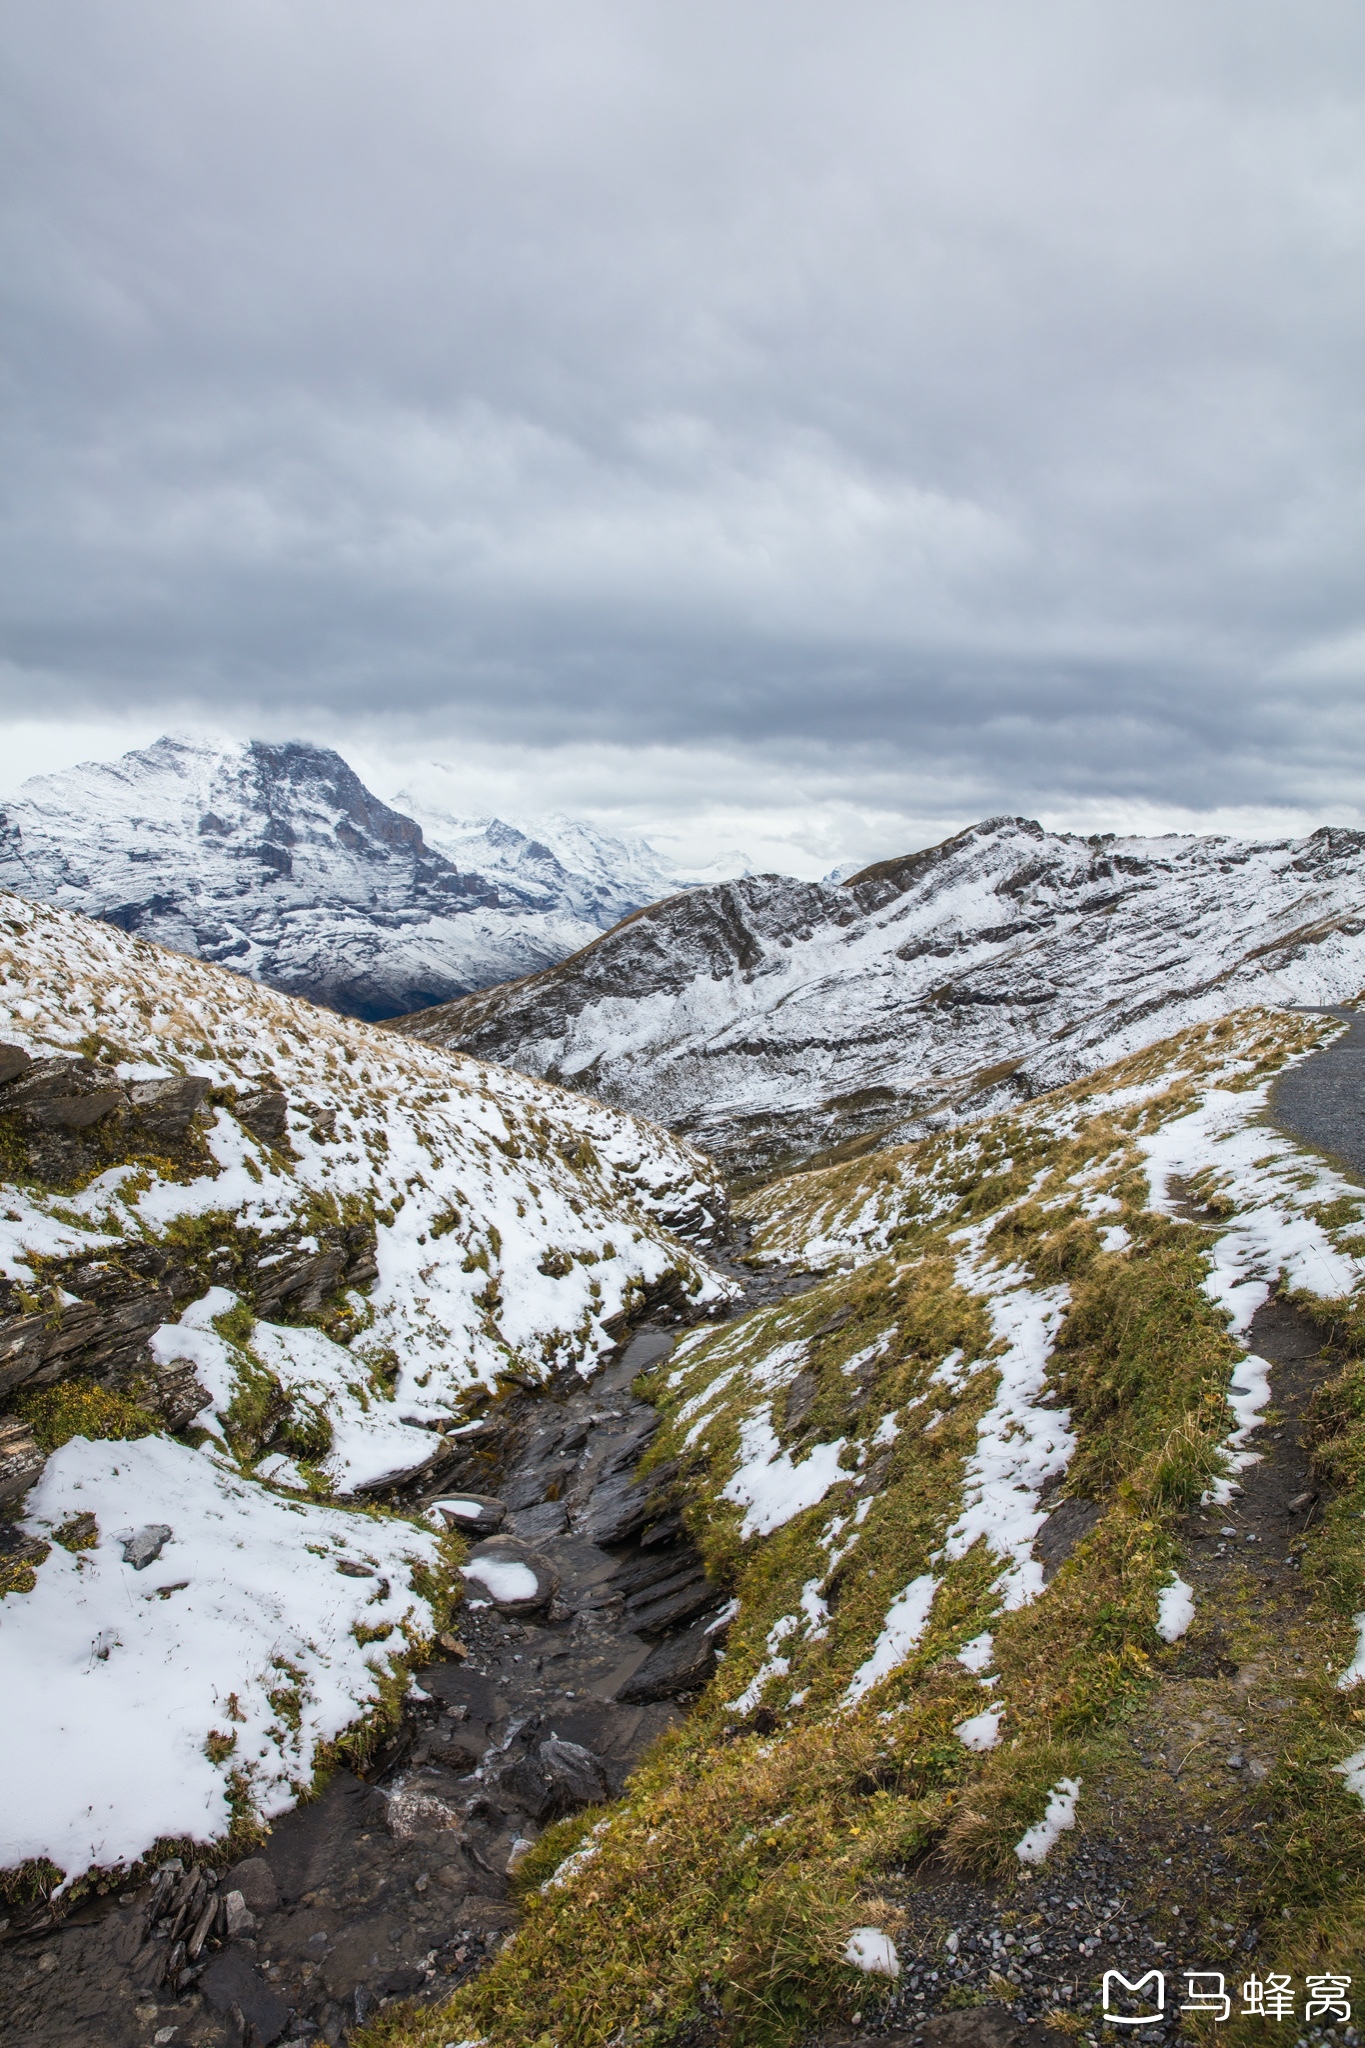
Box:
1271 1006 1365 1175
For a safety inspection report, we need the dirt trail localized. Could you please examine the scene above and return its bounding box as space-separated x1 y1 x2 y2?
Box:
856 1288 1342 2044
0 1239 821 2048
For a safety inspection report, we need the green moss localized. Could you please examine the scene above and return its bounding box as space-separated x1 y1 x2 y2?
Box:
15 1379 159 1453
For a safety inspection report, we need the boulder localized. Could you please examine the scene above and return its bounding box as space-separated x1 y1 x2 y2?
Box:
224 1855 278 1915
199 1948 290 2045
0 1055 126 1131
121 1523 172 1570
127 1073 211 1145
234 1089 289 1147
432 1493 506 1536
461 1535 559 1615
614 1612 722 1702
0 1044 32 1085
496 1737 610 1822
0 1415 44 1511
384 1768 471 1842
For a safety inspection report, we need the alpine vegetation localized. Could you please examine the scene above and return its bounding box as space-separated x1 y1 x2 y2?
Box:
409 1006 1365 2045
0 888 728 1891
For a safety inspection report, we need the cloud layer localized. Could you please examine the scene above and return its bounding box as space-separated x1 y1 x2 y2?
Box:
2 1 1364 858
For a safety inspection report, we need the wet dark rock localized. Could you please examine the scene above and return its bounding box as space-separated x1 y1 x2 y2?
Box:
462 1535 559 1614
225 1857 279 1916
0 1414 45 1510
200 1947 291 2044
615 1612 723 1701
494 1736 610 1822
121 1523 172 1570
1034 1497 1102 1581
507 1500 568 1540
432 1493 506 1536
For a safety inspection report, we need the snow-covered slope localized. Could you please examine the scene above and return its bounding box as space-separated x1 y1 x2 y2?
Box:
0 890 729 1881
0 737 704 1021
393 814 1365 1172
393 797 690 932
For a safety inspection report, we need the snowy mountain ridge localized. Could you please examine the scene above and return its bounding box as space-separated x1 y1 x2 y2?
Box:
0 736 715 1021
395 812 1365 1172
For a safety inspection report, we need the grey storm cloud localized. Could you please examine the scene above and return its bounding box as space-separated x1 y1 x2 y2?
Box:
2 0 1364 815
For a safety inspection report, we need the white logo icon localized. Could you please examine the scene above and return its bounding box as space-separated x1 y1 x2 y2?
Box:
1103 1970 1166 2027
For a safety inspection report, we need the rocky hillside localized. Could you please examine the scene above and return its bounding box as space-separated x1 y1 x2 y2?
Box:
414 1005 1365 2045
394 814 1365 1173
0 736 696 1020
0 888 729 1888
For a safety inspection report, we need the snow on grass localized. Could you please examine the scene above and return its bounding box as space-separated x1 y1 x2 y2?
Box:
1156 1577 1196 1644
1013 1777 1081 1866
953 1704 1004 1752
1335 1615 1365 1690
721 1412 851 1540
842 1574 940 1706
4 1433 442 1883
152 1287 439 1493
942 1244 1074 1610
0 891 734 1420
844 1926 900 1977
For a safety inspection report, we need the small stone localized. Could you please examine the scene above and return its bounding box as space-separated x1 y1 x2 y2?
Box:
437 1632 467 1657
122 1524 173 1570
223 1889 257 1938
226 1856 278 1915
1226 1751 1245 1770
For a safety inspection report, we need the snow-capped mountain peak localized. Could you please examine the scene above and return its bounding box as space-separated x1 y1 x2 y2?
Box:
0 736 728 1021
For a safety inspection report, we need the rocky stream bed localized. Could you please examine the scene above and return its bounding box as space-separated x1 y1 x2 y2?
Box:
0 1245 817 2048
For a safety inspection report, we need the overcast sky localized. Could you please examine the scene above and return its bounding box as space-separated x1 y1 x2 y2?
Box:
3 2 1363 874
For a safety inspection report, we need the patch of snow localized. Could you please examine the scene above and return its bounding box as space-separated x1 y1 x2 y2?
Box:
721 1411 850 1539
1155 1577 1196 1644
5 1434 440 1883
542 1817 610 1891
942 1248 1074 1608
954 1705 1004 1752
843 1573 939 1706
1014 1777 1082 1866
462 1559 538 1603
1336 1614 1365 1690
844 1926 901 1978
1335 1749 1365 1802
957 1631 995 1673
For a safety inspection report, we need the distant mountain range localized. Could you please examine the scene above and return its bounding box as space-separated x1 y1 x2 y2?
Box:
0 736 719 1019
392 813 1365 1172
